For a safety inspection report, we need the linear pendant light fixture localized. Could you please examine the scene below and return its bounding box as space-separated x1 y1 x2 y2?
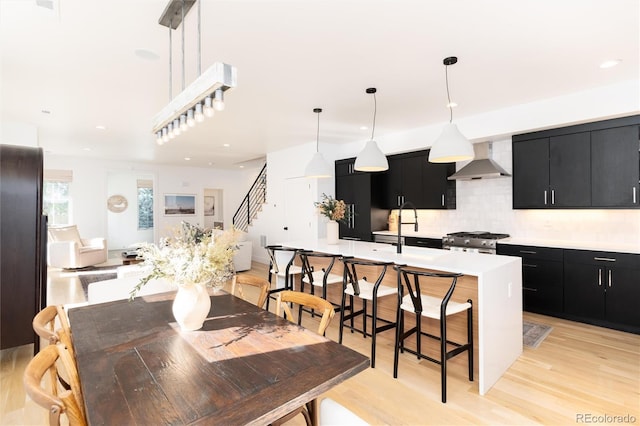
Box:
304 108 332 178
428 56 474 163
354 88 388 172
153 0 237 145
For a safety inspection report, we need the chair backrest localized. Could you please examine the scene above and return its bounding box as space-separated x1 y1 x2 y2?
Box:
395 265 463 315
298 250 339 286
231 274 270 308
33 305 75 358
276 290 335 335
265 245 299 276
341 257 394 296
23 344 86 426
48 225 82 245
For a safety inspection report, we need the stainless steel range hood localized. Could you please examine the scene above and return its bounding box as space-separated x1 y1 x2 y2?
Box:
447 142 510 180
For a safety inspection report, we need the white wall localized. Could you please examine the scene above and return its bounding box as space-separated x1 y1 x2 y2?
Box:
247 80 640 262
43 155 261 249
107 171 154 249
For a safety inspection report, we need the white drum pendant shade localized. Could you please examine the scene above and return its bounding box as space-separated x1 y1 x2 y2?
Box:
428 123 474 163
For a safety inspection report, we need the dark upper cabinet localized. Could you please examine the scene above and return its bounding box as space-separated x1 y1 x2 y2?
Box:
591 125 640 207
512 137 550 208
335 158 387 242
383 150 455 209
513 115 640 209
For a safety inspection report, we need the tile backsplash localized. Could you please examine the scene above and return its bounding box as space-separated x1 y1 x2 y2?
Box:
395 139 640 249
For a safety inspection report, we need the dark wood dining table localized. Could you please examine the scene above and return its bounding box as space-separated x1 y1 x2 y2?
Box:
68 291 369 425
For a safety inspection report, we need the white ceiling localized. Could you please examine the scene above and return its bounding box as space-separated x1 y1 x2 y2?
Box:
1 0 638 168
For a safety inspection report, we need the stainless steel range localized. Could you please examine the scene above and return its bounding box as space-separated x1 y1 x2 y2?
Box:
442 231 510 254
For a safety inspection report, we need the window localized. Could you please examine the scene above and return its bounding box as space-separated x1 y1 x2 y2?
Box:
137 179 154 230
43 170 72 226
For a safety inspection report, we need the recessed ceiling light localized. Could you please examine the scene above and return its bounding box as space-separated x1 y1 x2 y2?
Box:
239 165 244 169
41 109 51 114
184 157 191 161
134 48 160 61
600 59 621 69
446 102 458 108
82 147 91 152
96 125 106 130
208 162 213 166
360 126 368 131
223 143 230 147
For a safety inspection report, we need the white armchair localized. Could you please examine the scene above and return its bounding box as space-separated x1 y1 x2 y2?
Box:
47 225 108 269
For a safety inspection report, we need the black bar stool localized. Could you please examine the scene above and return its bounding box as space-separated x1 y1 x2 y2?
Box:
339 257 396 368
298 251 343 322
265 245 302 311
393 265 473 403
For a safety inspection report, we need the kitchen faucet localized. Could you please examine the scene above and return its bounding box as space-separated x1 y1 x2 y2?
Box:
397 201 418 254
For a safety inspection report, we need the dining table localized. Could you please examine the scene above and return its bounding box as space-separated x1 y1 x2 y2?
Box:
67 290 370 425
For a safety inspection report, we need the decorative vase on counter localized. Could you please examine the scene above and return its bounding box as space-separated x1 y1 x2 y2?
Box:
326 220 339 244
172 283 211 331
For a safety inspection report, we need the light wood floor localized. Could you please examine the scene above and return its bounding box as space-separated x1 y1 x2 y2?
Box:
2 261 639 425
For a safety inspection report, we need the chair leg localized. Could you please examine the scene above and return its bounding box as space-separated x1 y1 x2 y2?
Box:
393 308 403 378
441 315 447 404
349 295 355 333
362 300 367 338
415 312 421 360
468 301 474 382
338 291 347 344
371 297 377 368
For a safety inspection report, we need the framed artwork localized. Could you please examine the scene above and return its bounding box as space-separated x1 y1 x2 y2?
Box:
204 196 215 216
164 194 196 216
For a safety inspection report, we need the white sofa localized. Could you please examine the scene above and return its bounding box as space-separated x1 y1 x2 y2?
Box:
47 225 108 269
87 264 174 304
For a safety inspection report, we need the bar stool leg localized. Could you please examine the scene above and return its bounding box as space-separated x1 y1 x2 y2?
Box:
468 301 474 382
339 290 347 344
393 304 403 378
441 314 447 403
371 296 378 368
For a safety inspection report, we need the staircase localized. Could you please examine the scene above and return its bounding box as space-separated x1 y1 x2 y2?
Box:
233 163 267 232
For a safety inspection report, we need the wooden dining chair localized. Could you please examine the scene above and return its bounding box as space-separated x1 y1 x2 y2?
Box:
23 344 86 426
273 291 336 426
231 274 270 308
32 305 74 356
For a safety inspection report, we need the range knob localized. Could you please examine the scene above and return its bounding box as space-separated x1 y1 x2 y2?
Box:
481 240 487 246
464 239 470 245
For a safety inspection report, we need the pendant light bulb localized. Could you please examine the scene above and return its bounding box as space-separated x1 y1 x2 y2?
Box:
304 107 331 178
428 56 474 163
194 103 204 122
162 127 169 143
187 109 196 127
203 96 215 118
213 88 225 111
172 119 181 136
180 114 188 131
354 87 388 172
156 131 164 145
168 122 175 139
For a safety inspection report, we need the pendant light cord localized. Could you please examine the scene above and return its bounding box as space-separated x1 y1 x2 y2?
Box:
445 64 452 123
316 111 320 153
371 92 377 140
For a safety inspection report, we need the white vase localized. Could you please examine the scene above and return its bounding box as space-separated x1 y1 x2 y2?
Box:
326 220 339 244
172 283 211 331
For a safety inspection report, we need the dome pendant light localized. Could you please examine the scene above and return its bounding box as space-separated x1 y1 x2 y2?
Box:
354 88 388 172
304 108 332 178
428 57 475 163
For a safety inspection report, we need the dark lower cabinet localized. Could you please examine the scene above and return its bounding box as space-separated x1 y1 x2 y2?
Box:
404 237 443 249
564 250 640 333
497 244 563 315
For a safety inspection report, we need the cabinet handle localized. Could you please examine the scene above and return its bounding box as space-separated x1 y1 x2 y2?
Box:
598 268 602 286
594 257 616 262
523 263 538 268
633 187 637 204
441 194 445 206
523 287 538 292
520 250 537 254
551 189 555 205
544 190 547 205
608 270 612 287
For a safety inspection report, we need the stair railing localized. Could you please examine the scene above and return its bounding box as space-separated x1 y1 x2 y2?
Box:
233 163 267 232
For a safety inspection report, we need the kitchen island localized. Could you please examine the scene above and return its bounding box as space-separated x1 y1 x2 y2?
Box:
280 238 522 396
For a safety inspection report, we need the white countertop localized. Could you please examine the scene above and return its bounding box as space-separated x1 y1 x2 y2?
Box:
373 230 640 255
498 237 640 255
282 239 519 276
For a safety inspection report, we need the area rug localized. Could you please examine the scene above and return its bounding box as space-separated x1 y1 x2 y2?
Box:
68 266 118 299
523 321 553 348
